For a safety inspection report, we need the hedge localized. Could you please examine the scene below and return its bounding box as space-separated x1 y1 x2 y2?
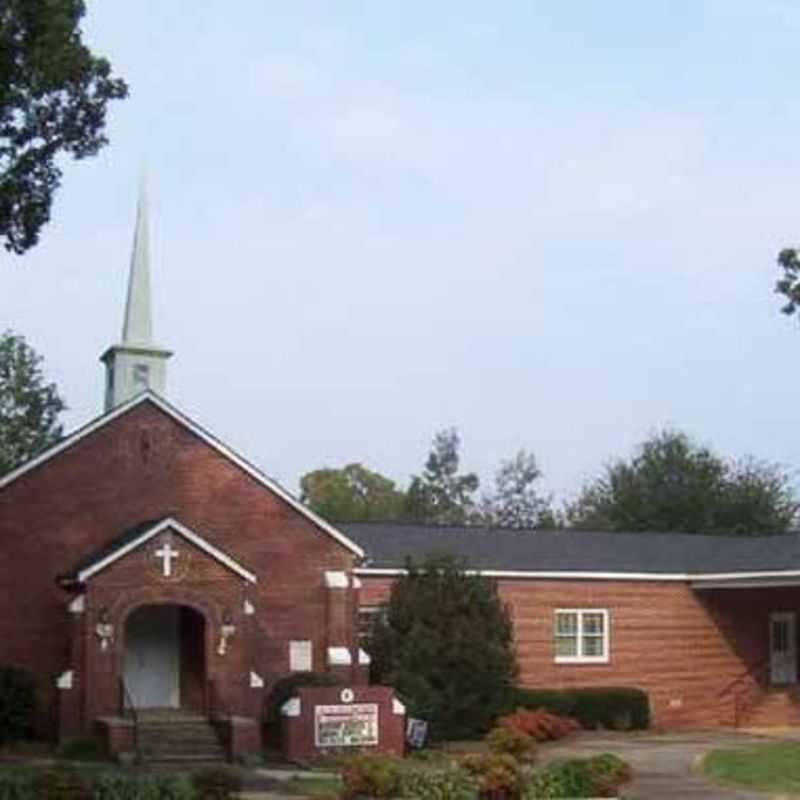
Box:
511 686 650 730
0 665 37 746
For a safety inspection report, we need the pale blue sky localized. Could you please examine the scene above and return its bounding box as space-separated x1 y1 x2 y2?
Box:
3 1 800 505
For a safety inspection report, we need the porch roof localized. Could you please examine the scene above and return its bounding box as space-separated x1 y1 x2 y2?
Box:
344 523 800 581
59 517 257 585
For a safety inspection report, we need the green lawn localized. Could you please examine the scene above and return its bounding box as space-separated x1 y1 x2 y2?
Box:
703 742 800 793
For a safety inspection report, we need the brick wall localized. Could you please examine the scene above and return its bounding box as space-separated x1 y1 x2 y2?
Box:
358 574 800 728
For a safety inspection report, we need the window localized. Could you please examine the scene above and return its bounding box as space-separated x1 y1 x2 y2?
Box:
554 609 609 664
132 363 150 390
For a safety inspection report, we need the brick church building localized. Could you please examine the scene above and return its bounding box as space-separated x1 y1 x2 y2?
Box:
5 188 800 754
0 190 371 758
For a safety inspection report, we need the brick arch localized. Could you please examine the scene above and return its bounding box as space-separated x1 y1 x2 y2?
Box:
112 588 223 714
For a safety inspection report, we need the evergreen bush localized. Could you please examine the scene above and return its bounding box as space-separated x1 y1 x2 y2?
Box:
0 773 35 800
191 766 241 800
262 671 342 729
400 766 477 800
368 554 516 740
33 764 90 800
341 754 404 799
0 665 37 745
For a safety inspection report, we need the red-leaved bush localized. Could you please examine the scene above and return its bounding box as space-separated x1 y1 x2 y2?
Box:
496 707 580 742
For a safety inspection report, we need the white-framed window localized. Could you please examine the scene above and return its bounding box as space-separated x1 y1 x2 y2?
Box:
554 609 609 664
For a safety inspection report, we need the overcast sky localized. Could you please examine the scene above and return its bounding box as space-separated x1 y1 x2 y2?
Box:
3 1 800 505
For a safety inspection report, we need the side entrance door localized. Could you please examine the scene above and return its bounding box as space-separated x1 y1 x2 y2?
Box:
769 611 797 685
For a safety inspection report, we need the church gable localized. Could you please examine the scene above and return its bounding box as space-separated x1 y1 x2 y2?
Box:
60 517 256 586
0 392 363 559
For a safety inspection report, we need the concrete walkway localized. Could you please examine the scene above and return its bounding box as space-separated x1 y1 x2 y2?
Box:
540 730 800 799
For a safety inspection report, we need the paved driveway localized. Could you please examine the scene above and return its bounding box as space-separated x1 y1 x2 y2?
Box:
539 730 800 799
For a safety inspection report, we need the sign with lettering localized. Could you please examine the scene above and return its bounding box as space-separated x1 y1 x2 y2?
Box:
314 703 379 747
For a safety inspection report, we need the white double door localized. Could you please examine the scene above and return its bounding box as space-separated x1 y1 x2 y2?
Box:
123 606 181 709
769 611 797 685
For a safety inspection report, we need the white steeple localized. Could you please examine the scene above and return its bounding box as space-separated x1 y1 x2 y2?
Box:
121 179 153 346
101 181 172 412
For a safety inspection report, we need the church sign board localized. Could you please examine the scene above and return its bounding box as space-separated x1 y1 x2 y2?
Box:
282 685 405 760
314 703 379 747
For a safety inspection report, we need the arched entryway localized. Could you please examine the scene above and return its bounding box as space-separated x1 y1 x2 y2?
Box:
123 604 206 711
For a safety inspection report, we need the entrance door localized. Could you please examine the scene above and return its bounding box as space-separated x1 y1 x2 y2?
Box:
123 605 180 708
769 612 797 685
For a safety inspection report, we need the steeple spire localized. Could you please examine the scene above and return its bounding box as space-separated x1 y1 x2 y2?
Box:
100 180 172 412
122 178 153 345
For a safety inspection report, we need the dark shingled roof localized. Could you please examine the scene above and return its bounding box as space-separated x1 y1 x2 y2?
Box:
341 523 800 574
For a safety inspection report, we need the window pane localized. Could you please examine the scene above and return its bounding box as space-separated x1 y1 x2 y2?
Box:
583 613 605 635
555 636 578 657
582 635 604 657
556 613 578 635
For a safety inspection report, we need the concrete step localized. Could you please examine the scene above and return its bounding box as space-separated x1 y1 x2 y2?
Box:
133 715 227 763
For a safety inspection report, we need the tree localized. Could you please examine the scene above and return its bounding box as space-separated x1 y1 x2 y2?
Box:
567 430 797 535
404 428 479 524
368 554 516 740
776 248 800 317
0 331 65 476
1 1 128 254
481 449 554 528
299 463 405 522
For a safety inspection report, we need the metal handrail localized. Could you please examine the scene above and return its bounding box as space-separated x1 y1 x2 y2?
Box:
716 658 771 727
119 678 141 763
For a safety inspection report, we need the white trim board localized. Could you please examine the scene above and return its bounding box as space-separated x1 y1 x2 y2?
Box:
75 517 257 584
0 391 364 558
355 567 800 584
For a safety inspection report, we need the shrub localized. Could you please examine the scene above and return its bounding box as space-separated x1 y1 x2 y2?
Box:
460 753 521 797
91 774 193 800
57 736 104 761
368 554 517 740
486 727 536 760
0 774 35 800
262 671 342 729
497 709 580 742
341 754 404 799
33 764 90 800
512 687 649 730
400 767 478 800
192 767 241 800
583 753 631 797
0 665 37 746
523 755 631 799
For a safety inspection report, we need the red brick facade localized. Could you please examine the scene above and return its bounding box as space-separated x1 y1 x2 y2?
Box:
0 399 367 753
359 575 800 729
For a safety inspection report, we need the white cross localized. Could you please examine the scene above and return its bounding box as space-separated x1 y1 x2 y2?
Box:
155 542 179 577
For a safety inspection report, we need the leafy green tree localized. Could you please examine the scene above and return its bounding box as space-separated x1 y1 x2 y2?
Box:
368 554 516 740
568 430 797 535
482 449 554 528
776 247 800 317
300 463 405 522
0 331 65 476
404 428 479 524
1 0 128 254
